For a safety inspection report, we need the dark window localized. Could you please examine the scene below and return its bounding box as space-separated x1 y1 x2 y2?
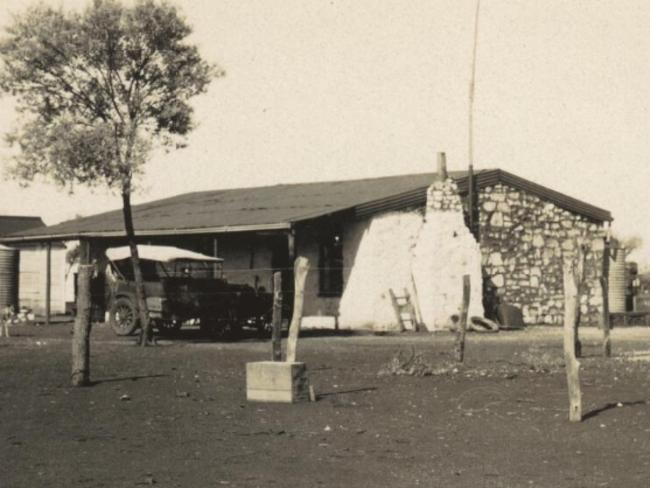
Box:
112 259 163 281
319 229 344 296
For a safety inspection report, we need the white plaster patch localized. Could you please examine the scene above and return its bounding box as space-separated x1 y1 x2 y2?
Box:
411 212 484 330
337 212 423 330
335 177 484 331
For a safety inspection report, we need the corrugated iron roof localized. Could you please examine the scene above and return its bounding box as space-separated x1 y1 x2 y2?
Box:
1 169 612 242
0 215 45 236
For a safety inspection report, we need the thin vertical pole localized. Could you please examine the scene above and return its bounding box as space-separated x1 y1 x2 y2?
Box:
213 237 219 278
468 0 481 238
45 241 52 325
455 275 471 362
271 272 283 361
287 228 295 263
286 228 296 321
601 233 612 357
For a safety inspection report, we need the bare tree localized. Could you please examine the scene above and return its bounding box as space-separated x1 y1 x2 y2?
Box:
0 0 221 346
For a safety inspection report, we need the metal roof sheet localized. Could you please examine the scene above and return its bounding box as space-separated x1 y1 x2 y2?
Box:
2 169 612 242
0 215 46 236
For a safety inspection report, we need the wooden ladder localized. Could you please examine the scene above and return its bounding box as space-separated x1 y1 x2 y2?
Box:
389 288 419 331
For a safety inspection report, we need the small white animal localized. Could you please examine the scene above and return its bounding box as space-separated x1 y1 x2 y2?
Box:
1 305 14 338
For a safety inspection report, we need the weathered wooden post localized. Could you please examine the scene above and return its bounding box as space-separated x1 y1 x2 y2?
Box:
45 241 51 326
71 263 93 387
246 257 311 402
71 240 93 387
571 245 586 358
271 272 283 361
286 257 310 363
600 237 611 357
455 274 471 362
563 259 582 422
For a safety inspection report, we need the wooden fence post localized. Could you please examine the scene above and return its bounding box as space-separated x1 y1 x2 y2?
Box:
45 241 51 326
600 238 611 357
71 264 93 387
563 260 582 422
572 245 586 358
285 257 309 363
271 272 283 361
455 275 471 362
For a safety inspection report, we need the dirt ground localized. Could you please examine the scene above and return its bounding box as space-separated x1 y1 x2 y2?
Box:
1 323 650 488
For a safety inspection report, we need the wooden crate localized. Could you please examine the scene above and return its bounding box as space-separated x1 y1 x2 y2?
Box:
246 361 310 403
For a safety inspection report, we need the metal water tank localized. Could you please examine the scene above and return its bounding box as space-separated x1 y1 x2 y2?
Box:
0 245 19 311
625 261 639 311
608 247 627 313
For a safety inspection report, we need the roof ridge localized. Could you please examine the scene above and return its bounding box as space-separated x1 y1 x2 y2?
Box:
154 168 496 198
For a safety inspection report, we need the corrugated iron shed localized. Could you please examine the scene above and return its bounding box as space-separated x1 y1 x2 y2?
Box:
1 169 612 242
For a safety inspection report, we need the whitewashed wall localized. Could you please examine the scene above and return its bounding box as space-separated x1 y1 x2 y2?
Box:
300 177 485 331
16 243 67 315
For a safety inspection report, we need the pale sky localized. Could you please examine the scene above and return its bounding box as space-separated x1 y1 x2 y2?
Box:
1 0 649 267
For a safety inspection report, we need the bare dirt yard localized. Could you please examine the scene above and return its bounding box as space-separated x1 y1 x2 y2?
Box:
1 323 650 488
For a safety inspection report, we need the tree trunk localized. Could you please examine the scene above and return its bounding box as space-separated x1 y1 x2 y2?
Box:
563 261 582 422
121 190 153 346
455 275 471 362
271 272 283 361
71 263 93 386
285 257 309 363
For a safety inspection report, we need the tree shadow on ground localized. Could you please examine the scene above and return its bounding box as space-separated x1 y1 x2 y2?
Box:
299 329 358 338
583 400 648 421
90 374 168 386
316 386 377 399
160 327 358 344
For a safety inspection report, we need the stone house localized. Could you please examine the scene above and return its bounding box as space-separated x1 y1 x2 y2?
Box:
476 176 610 325
2 168 611 329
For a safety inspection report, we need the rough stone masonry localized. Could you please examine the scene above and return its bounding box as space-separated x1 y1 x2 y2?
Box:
476 183 606 325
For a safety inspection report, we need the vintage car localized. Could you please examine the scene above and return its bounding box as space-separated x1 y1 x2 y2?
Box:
105 245 273 338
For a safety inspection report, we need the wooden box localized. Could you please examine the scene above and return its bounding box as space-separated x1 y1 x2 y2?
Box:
246 361 310 403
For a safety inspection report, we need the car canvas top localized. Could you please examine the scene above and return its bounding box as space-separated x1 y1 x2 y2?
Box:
105 244 223 263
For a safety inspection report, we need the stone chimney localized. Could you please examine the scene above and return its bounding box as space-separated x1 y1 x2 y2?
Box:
410 153 484 329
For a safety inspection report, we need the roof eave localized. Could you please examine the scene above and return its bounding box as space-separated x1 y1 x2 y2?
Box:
0 222 293 244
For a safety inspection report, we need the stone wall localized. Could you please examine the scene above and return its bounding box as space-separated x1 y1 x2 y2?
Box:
477 183 606 325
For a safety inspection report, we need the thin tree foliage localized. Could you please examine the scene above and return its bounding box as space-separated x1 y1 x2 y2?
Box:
0 0 221 344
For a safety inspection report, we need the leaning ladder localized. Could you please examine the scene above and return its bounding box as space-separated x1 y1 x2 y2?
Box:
389 288 419 331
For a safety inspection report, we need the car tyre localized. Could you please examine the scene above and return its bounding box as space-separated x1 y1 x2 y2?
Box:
109 297 139 336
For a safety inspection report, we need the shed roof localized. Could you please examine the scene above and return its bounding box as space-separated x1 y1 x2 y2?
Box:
0 215 46 236
1 169 612 242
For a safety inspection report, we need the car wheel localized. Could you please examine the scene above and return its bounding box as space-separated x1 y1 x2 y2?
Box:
109 297 139 336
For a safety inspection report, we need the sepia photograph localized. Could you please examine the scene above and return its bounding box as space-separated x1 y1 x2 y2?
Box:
0 1 649 486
